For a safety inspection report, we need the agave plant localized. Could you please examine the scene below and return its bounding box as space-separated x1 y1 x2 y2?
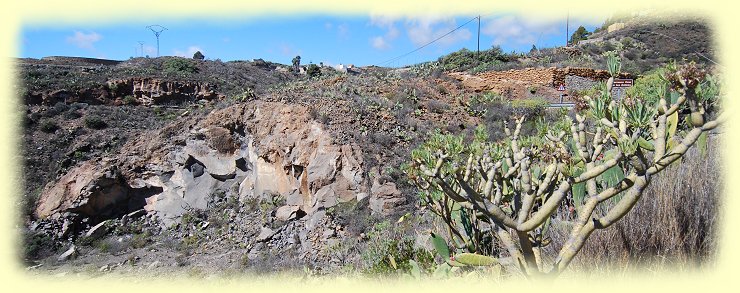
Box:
622 95 657 130
606 51 621 77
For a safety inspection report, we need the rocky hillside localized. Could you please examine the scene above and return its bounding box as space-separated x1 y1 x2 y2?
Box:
17 56 294 105
16 15 720 278
19 57 507 275
433 13 713 75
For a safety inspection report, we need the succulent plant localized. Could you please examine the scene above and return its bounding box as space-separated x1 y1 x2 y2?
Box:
606 51 622 77
406 59 724 278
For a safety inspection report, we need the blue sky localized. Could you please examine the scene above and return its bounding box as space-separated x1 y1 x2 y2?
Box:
19 13 604 67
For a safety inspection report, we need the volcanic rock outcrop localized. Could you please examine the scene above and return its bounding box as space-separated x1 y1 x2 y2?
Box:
25 78 223 106
34 101 396 227
107 78 223 105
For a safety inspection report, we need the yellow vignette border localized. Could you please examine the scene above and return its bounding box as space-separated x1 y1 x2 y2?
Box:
0 0 737 292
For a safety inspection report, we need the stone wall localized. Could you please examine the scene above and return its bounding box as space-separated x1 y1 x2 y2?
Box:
452 67 635 101
608 22 627 33
565 75 600 93
475 67 557 87
553 67 633 87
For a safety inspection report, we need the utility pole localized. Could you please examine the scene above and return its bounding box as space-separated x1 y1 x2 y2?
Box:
566 12 569 47
137 41 145 57
146 25 167 57
477 15 481 59
535 31 543 52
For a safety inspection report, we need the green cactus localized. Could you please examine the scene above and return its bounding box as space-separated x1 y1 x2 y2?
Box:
430 232 450 259
407 59 724 278
453 253 499 266
446 258 467 267
408 260 421 279
606 51 621 77
432 263 453 279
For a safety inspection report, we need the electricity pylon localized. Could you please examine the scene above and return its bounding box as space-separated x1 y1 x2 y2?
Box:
146 25 167 57
137 41 145 57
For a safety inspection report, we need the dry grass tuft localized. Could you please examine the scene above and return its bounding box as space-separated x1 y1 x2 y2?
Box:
546 134 722 273
206 126 238 154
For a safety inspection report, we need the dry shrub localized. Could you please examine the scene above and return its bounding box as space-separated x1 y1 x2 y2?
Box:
547 134 722 272
206 126 237 154
424 100 450 114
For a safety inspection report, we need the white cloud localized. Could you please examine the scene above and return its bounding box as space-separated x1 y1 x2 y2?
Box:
368 13 604 52
371 36 390 50
370 14 396 29
277 43 302 57
368 14 471 50
143 45 157 56
337 23 349 38
325 22 350 39
173 46 204 58
369 14 401 50
386 25 400 39
66 31 101 50
404 16 471 47
482 15 562 47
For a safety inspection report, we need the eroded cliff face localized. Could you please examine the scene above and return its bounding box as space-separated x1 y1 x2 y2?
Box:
35 101 403 227
107 78 223 105
25 78 223 106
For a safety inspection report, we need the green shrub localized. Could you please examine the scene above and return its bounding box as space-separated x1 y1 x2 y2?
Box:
53 102 69 112
235 88 256 102
122 95 137 105
84 115 107 129
24 230 55 259
94 239 112 253
510 96 549 109
39 119 58 133
306 64 321 78
438 46 510 72
163 58 199 75
510 96 549 117
153 108 178 120
63 110 82 120
131 231 151 249
361 221 435 275
569 26 591 44
625 66 672 105
180 235 200 250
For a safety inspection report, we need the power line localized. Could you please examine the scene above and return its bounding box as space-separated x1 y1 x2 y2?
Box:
376 15 479 67
535 31 543 51
566 12 569 47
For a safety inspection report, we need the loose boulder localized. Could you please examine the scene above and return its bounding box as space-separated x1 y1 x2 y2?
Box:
35 161 131 219
369 180 406 216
